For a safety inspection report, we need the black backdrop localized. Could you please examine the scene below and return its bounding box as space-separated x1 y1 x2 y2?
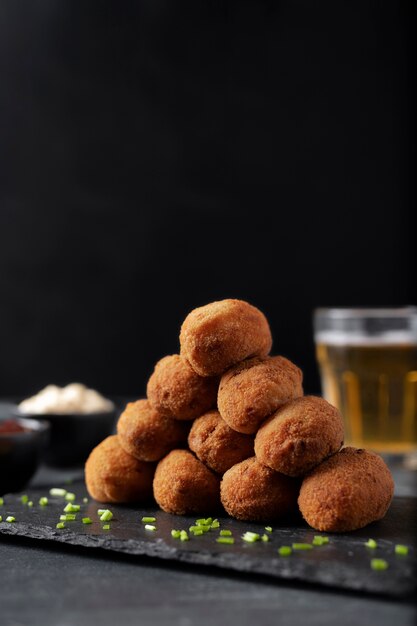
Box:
0 0 415 398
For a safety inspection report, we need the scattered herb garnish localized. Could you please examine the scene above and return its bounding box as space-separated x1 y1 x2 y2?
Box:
99 509 113 522
65 492 76 502
242 531 260 543
39 497 48 506
49 488 67 497
21 495 29 504
141 516 156 523
395 545 409 556
365 539 377 549
217 537 235 545
6 516 16 523
278 546 292 556
56 522 65 529
371 558 388 571
292 543 313 551
64 503 80 513
144 524 156 531
220 529 232 537
82 517 92 525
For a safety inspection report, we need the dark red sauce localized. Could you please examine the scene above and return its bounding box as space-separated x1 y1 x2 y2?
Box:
0 419 30 434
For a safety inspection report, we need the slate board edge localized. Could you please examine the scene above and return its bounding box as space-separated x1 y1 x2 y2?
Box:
1 522 414 599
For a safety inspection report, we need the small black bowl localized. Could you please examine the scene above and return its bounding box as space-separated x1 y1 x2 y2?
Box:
0 417 50 495
14 408 118 467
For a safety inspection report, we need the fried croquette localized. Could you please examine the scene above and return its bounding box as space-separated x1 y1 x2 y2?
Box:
85 435 154 503
117 399 189 462
153 449 221 515
254 395 344 476
218 356 303 434
147 354 218 420
298 447 394 532
188 410 254 474
179 299 272 377
220 457 299 522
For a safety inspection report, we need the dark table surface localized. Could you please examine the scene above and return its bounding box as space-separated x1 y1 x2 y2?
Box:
1 402 416 626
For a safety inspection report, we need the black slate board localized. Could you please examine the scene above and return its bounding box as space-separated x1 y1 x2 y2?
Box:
0 483 415 598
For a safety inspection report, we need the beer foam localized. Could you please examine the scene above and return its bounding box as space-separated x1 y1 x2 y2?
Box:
315 331 417 346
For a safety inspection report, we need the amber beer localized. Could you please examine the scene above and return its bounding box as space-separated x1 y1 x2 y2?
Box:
314 309 417 454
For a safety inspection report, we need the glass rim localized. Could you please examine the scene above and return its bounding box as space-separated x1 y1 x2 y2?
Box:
314 306 417 319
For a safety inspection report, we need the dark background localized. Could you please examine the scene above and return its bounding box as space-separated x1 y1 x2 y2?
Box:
0 0 415 398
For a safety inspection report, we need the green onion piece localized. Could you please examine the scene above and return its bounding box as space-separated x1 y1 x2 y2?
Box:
395 544 409 556
265 526 273 533
180 530 189 542
216 537 235 545
312 536 328 546
210 520 220 529
204 517 213 526
39 497 48 506
28 501 33 507
195 518 206 525
59 514 76 521
102 524 110 530
190 524 210 533
261 534 269 542
6 516 16 523
82 517 92 525
196 518 212 526
220 529 232 537
99 509 113 522
0 497 4 506
242 532 260 543
171 530 181 539
0 515 2 522
56 522 65 529
49 488 67 497
365 538 378 549
371 558 389 571
292 543 313 550
65 492 76 502
141 516 156 523
144 524 156 531
97 509 106 515
83 497 88 503
278 546 292 556
193 529 204 536
64 503 80 513
21 495 29 504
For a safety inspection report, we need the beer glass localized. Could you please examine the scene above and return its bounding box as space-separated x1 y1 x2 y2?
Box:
314 307 417 453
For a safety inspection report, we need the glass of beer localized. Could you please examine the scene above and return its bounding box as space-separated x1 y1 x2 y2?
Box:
314 307 417 453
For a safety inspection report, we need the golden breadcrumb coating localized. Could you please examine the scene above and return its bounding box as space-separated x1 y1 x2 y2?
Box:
117 399 189 462
254 395 344 476
147 354 218 420
153 449 220 515
298 447 394 532
85 435 155 504
218 355 303 434
180 299 272 377
220 457 299 522
188 410 254 474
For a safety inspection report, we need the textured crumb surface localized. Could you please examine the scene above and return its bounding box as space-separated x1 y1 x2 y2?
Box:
180 299 272 377
85 435 155 503
218 355 303 434
255 395 344 476
188 410 254 474
298 447 395 532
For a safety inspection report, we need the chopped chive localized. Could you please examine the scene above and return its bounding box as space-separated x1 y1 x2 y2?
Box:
292 543 313 550
180 530 189 542
171 530 181 539
60 514 76 521
6 516 16 523
0 515 2 522
210 519 220 529
242 532 260 543
216 537 235 545
261 534 269 542
144 524 156 531
82 517 92 525
64 503 80 513
204 517 213 526
365 539 378 549
65 492 76 502
141 516 156 523
371 558 389 571
49 488 67 497
189 525 210 533
99 510 113 522
265 526 273 533
28 501 33 507
312 536 329 546
220 529 232 537
39 497 48 506
21 495 29 504
395 545 409 556
83 497 88 504
0 497 4 506
102 524 110 530
196 518 212 526
56 522 65 529
97 509 106 515
278 546 292 556
195 518 206 525
193 529 204 536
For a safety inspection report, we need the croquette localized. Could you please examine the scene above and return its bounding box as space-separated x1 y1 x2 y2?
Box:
147 354 218 420
298 447 394 532
254 395 344 476
153 449 221 515
220 457 299 522
117 399 189 462
179 299 272 377
85 435 155 503
218 355 303 434
188 410 254 474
